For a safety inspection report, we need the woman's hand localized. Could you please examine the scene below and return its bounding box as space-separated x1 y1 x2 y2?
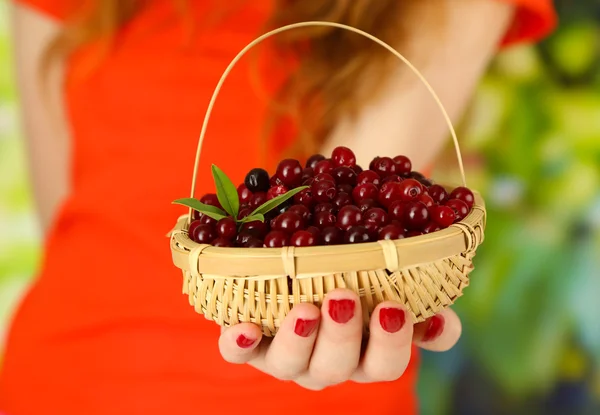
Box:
218 289 461 390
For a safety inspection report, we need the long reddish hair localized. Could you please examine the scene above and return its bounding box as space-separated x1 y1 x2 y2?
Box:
44 0 441 159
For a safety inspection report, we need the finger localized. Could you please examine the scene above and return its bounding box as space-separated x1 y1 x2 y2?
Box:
352 302 414 382
308 289 363 386
261 303 321 380
218 323 263 364
413 308 462 352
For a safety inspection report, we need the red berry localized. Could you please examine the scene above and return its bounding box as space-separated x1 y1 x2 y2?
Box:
302 167 314 180
314 203 335 214
364 207 389 227
237 207 252 220
418 194 435 208
216 217 237 240
290 230 317 247
445 199 470 221
333 192 353 211
192 224 216 244
314 159 333 175
306 154 325 169
314 173 335 183
352 183 379 203
378 224 405 240
250 192 267 209
272 211 304 234
336 205 363 231
393 155 412 176
403 201 429 230
449 186 475 209
198 213 217 226
363 220 379 241
276 159 303 188
293 188 314 208
288 204 312 224
237 184 253 205
320 226 343 245
331 146 356 167
311 180 337 203
406 230 423 237
240 220 269 238
357 198 379 213
332 166 357 186
378 182 404 208
188 220 203 239
245 237 264 248
264 231 289 247
422 223 442 234
430 205 456 228
267 185 288 200
302 177 315 186
388 200 406 222
270 175 284 188
337 184 353 195
357 170 382 187
235 231 256 246
396 179 423 202
313 211 337 229
428 185 449 205
245 168 270 193
212 237 233 247
306 226 321 240
200 193 222 209
382 174 402 184
344 226 370 244
369 156 381 171
372 157 398 177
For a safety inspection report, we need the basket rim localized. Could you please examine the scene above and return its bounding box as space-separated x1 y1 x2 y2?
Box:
170 189 486 278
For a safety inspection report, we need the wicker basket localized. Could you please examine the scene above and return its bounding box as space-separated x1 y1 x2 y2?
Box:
169 22 486 336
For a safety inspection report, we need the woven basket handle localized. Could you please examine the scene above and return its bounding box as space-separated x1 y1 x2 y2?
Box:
189 21 467 200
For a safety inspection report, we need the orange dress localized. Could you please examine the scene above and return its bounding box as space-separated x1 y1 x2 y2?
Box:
0 1 556 414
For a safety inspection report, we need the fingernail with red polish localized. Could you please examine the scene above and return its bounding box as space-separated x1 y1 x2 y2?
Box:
328 299 355 324
294 319 319 337
379 308 406 333
422 315 445 342
236 334 256 349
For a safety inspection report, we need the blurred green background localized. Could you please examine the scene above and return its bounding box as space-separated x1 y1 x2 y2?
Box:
0 1 599 414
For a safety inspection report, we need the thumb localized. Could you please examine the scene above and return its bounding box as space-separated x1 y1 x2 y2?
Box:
218 323 264 364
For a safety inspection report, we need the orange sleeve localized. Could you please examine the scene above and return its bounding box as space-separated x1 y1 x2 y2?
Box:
501 0 558 46
13 0 81 21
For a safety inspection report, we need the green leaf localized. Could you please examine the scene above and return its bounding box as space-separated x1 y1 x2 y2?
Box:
172 198 227 221
239 213 265 224
251 186 309 216
211 164 240 218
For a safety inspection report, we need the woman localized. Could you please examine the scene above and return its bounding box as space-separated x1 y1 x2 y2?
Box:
1 0 555 414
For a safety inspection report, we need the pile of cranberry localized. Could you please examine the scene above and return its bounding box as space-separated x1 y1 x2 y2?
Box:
188 146 475 248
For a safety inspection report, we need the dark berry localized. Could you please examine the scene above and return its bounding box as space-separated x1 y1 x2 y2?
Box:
314 203 335 214
276 159 303 188
237 207 253 220
306 154 326 169
313 211 337 229
306 226 321 240
337 184 353 195
212 237 233 247
357 170 382 187
314 159 333 175
418 178 433 187
264 231 289 247
245 237 264 248
382 174 402 184
235 231 257 246
244 168 270 193
192 224 216 244
240 220 269 238
430 205 456 228
336 205 362 231
449 187 475 209
272 211 304 234
372 157 398 177
388 200 407 222
445 199 470 221
406 230 423 237
200 193 222 209
353 183 379 203
378 225 404 240
378 182 404 208
188 220 203 239
267 185 288 200
396 179 423 202
364 207 389 228
363 220 379 241
357 198 379 213
332 166 357 186
351 165 363 175
331 146 356 167
403 201 429 230
302 167 314 181
293 188 314 208
321 226 343 245
369 156 381 171
288 204 312 224
311 180 337 203
332 192 353 211
422 223 442 234
393 155 412 176
250 192 267 209
237 184 253 205
428 185 449 204
409 171 426 181
418 194 435 208
216 217 237 240
314 172 335 183
344 226 370 244
290 230 317 247
198 213 217 226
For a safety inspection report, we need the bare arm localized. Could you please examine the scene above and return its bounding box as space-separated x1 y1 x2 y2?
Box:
10 2 70 235
323 0 515 169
